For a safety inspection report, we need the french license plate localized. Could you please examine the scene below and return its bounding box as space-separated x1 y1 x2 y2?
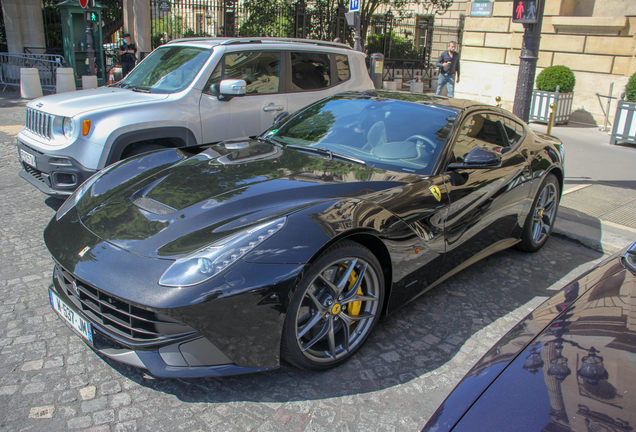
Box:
19 148 36 168
49 290 93 344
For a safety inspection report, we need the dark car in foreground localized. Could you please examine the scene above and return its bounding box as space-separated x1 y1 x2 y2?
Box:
423 241 636 432
44 90 564 377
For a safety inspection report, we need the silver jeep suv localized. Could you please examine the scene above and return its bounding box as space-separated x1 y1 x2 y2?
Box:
17 37 373 196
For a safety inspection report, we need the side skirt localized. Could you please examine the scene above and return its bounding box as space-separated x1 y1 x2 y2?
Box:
388 238 520 314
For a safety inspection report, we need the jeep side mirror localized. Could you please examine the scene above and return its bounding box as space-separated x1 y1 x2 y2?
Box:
218 79 246 101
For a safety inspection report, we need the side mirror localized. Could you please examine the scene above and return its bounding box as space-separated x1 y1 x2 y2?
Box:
448 146 502 170
273 111 289 125
218 79 246 101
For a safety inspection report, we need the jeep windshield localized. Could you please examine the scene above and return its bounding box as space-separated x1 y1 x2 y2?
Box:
115 46 211 93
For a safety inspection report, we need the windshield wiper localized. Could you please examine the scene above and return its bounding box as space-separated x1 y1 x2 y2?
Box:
286 145 366 165
130 87 150 93
256 136 283 147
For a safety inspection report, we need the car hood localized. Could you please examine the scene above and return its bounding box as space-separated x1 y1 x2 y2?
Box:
28 87 170 117
424 244 636 432
75 140 412 259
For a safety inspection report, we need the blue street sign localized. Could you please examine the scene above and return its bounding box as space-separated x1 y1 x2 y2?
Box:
349 0 359 12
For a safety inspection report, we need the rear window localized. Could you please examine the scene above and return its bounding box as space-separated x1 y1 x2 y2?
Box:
290 52 331 91
335 54 350 83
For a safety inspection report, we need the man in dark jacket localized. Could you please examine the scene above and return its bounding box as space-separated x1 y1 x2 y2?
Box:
119 33 137 77
435 41 460 98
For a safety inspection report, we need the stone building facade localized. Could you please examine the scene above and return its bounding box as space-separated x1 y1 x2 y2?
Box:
456 0 636 126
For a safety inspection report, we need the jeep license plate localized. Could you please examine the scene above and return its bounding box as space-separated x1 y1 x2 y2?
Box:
20 149 36 168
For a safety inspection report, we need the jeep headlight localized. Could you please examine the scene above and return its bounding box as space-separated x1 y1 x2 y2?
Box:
63 117 75 140
159 217 287 287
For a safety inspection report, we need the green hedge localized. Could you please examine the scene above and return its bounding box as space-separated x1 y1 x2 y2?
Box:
625 72 636 102
535 65 576 93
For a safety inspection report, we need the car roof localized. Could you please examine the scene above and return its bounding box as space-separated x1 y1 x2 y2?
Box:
164 37 355 52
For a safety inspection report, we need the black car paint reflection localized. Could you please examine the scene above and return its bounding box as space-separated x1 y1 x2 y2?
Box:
423 243 636 432
44 91 564 377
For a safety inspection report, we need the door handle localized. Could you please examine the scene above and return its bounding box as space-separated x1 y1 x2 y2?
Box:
263 105 284 112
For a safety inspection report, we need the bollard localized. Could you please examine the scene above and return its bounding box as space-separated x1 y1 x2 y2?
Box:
410 80 424 93
81 75 98 90
547 103 556 135
56 68 76 93
20 68 43 99
383 81 397 90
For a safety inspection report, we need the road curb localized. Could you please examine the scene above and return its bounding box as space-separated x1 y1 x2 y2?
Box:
554 207 635 254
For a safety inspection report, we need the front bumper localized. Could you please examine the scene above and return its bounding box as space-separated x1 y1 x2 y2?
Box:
17 140 96 197
44 208 305 377
50 264 284 377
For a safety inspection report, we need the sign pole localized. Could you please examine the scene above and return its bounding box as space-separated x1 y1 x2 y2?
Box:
83 0 95 76
346 0 364 53
512 0 544 122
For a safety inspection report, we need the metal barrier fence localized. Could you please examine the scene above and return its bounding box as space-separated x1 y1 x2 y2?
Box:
0 53 66 93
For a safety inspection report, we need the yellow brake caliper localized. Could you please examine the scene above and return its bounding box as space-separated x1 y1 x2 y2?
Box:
339 264 363 318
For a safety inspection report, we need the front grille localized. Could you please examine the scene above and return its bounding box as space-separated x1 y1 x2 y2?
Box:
55 265 195 344
23 163 47 184
26 108 54 140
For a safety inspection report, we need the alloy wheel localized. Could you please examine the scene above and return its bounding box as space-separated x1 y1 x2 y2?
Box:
294 256 381 364
531 182 558 244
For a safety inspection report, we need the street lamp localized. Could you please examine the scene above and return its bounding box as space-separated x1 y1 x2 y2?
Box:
578 347 608 384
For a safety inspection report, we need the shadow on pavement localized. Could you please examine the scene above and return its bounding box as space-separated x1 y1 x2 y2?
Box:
98 236 602 404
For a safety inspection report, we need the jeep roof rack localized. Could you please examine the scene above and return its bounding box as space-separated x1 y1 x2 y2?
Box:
167 37 352 50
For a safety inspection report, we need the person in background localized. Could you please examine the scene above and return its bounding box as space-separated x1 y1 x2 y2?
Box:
435 41 460 98
119 33 137 77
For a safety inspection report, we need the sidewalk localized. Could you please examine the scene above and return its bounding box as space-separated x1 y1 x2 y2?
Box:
1 89 634 253
530 122 636 253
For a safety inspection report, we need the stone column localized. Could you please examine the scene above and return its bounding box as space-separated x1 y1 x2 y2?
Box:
124 0 152 57
2 0 46 53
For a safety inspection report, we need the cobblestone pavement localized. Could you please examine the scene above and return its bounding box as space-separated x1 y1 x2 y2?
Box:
0 110 604 431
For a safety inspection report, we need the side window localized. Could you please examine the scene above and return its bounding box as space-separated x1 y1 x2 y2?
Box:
451 113 509 162
204 51 281 95
290 52 331 91
452 115 483 163
499 115 525 148
335 54 350 83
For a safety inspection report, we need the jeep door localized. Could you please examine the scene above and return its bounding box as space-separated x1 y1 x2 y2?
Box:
286 51 352 114
199 50 287 143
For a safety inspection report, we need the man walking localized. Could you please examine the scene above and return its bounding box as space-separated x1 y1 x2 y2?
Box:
435 41 460 98
119 33 137 77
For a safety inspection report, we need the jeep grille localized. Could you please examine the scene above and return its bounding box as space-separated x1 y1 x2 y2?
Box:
25 108 53 139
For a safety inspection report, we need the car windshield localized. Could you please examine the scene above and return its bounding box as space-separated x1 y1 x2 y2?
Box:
116 46 211 93
266 95 457 175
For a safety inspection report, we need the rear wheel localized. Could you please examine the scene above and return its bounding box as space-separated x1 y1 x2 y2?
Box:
281 240 384 371
517 173 560 252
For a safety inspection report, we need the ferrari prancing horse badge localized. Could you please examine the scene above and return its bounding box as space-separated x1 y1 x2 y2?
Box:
430 186 442 202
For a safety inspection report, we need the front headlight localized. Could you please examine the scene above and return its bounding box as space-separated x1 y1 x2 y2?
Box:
159 217 287 287
63 117 75 140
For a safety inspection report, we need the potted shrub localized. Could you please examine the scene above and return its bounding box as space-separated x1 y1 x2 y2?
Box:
529 65 576 124
610 72 636 145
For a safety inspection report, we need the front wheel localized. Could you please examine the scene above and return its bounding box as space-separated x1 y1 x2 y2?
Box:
281 240 384 371
517 173 560 252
